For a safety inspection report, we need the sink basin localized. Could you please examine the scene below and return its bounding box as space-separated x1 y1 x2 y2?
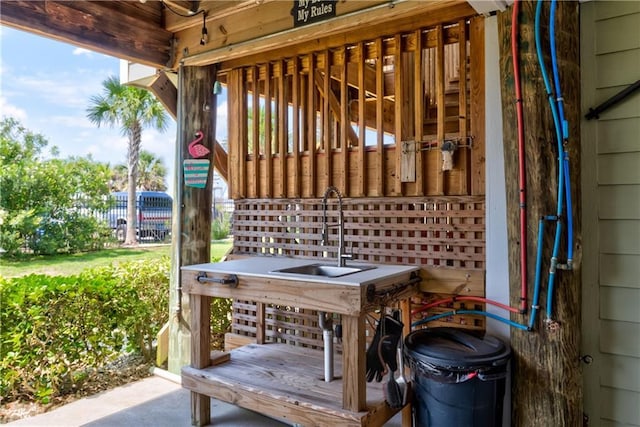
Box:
271 263 377 278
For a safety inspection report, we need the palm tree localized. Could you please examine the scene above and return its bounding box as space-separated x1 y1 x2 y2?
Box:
138 150 167 191
87 76 169 245
109 150 167 192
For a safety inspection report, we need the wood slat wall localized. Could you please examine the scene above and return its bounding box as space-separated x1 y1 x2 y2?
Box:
222 15 487 345
226 19 484 200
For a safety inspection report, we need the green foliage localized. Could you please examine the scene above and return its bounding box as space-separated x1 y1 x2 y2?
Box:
0 118 112 257
211 298 232 335
0 258 171 403
211 212 232 240
109 150 168 192
87 76 170 245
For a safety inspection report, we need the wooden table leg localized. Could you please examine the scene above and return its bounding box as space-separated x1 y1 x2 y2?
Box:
341 314 366 412
190 294 211 426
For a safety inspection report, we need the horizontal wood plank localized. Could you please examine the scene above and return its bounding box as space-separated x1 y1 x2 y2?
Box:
182 343 402 427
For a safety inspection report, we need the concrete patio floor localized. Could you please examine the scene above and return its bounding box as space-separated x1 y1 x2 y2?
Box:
7 369 403 427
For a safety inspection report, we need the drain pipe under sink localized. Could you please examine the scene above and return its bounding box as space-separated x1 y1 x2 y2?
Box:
318 312 334 382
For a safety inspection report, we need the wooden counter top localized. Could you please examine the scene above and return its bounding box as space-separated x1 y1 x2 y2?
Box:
181 257 420 316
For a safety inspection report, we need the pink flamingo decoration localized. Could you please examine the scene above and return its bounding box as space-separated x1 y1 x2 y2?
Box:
188 131 210 158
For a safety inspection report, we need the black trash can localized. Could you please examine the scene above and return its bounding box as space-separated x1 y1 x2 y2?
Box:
404 327 511 427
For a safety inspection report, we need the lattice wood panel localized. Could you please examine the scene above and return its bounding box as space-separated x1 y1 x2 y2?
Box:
232 195 485 269
229 195 485 342
230 300 383 352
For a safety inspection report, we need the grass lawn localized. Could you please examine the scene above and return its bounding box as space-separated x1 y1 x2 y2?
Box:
0 239 233 278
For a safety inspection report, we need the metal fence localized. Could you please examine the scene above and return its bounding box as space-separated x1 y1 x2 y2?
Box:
91 193 234 244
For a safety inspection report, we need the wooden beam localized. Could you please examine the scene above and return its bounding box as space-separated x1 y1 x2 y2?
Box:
342 314 366 412
469 16 485 196
435 25 446 195
307 53 317 197
357 42 367 197
183 1 476 68
251 66 260 198
292 58 301 197
314 71 359 148
0 1 171 68
228 69 241 199
498 3 582 425
212 140 228 183
375 37 385 197
178 64 217 426
149 72 178 119
264 63 273 198
277 59 287 197
394 34 404 196
414 29 424 195
323 51 332 188
339 46 349 193
457 19 470 195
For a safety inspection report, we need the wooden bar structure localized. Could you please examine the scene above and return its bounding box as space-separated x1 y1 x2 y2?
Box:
182 10 486 426
0 1 589 426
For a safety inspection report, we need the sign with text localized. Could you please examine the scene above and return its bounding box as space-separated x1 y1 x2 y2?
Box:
291 0 337 27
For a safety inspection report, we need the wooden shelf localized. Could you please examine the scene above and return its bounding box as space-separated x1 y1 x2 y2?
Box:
182 343 402 427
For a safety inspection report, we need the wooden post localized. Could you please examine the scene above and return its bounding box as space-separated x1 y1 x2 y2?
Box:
499 2 582 425
341 314 366 412
167 64 217 426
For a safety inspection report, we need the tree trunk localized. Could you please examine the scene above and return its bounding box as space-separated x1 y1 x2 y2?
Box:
499 1 582 425
125 122 141 245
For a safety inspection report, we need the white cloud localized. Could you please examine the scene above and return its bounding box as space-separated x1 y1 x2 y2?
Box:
72 47 93 57
0 96 27 122
12 74 103 109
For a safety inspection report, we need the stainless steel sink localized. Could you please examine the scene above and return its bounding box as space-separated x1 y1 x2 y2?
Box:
271 263 376 278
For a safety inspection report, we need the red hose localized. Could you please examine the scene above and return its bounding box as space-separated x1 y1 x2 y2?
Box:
412 296 520 315
512 0 528 314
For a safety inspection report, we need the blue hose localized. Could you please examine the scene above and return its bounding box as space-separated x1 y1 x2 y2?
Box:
563 152 574 265
536 0 567 321
529 219 545 330
550 0 574 267
550 0 568 141
412 310 529 331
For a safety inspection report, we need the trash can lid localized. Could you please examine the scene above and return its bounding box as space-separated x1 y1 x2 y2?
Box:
404 327 510 370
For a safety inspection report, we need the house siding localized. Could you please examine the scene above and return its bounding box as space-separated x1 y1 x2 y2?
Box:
581 1 640 426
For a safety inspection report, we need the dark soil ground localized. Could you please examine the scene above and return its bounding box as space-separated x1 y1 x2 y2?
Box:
1 333 225 424
0 355 153 424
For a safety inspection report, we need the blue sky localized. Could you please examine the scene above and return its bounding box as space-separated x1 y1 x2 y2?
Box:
1 25 228 197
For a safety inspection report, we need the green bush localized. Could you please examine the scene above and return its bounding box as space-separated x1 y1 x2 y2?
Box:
211 212 231 240
28 212 112 256
0 117 112 258
0 258 170 403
